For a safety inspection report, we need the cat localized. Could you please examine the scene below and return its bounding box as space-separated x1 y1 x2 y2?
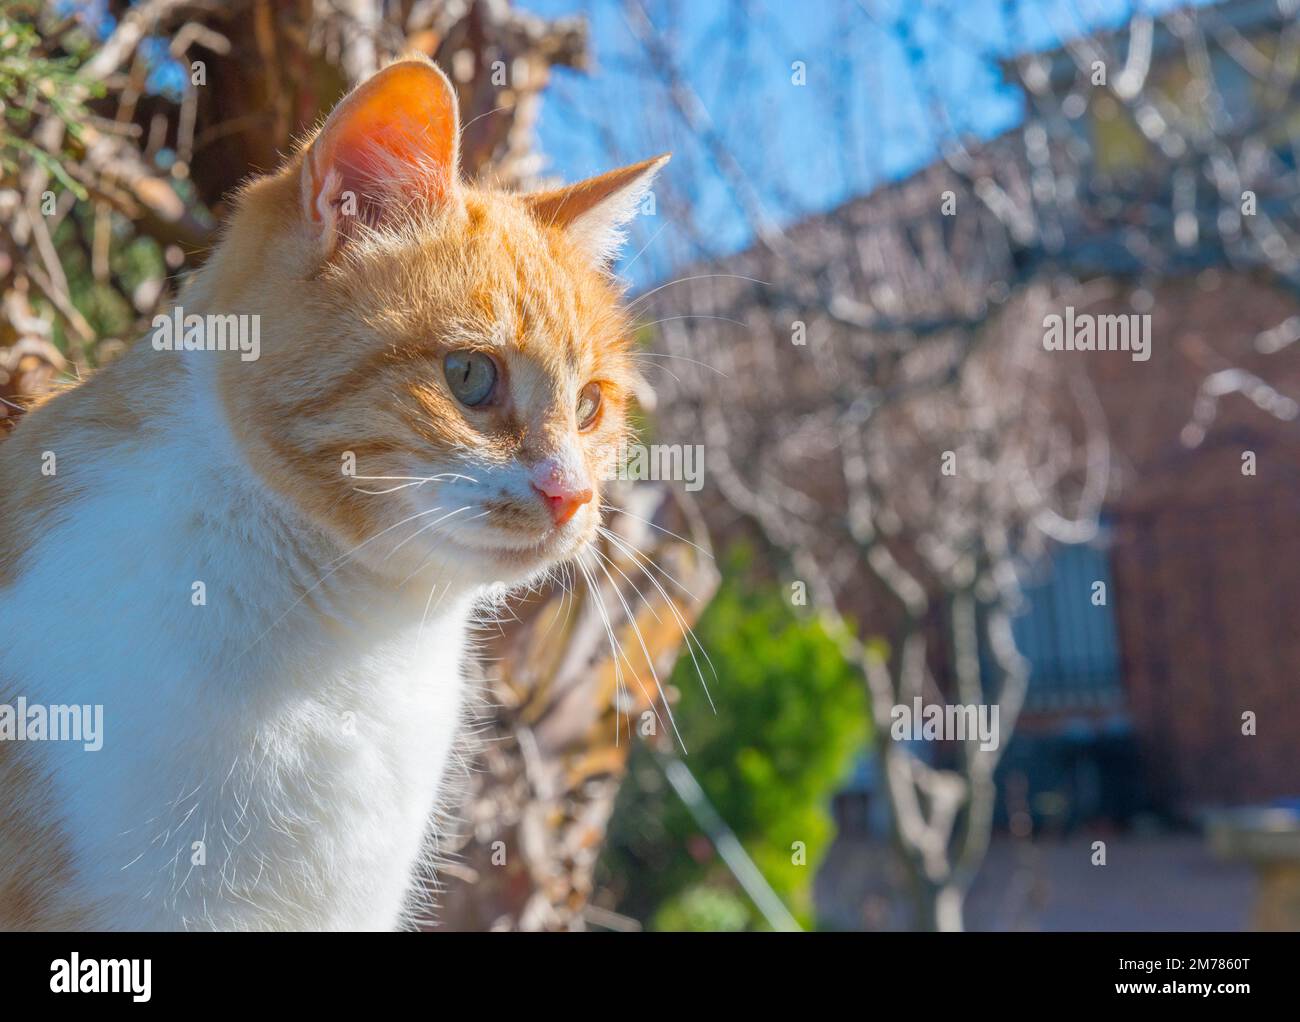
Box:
0 56 665 931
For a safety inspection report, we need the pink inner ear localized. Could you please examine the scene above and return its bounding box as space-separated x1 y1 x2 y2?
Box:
307 62 459 230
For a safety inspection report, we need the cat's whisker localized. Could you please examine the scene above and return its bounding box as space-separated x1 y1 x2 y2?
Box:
349 471 478 496
599 532 715 689
642 363 682 384
351 473 477 482
385 505 473 561
598 523 708 603
536 563 572 643
460 103 513 135
588 545 682 750
626 272 770 312
589 542 662 625
620 219 667 276
630 313 749 334
417 579 453 648
574 551 633 745
597 525 718 713
353 481 429 495
538 557 581 642
394 527 459 589
560 559 579 630
233 504 457 662
599 503 715 560
631 350 730 379
391 506 490 588
579 546 678 747
561 559 578 621
321 505 450 571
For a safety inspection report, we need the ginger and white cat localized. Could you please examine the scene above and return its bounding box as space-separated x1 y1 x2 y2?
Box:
0 58 664 930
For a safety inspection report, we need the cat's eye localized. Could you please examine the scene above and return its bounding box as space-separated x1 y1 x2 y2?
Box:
444 350 498 407
576 382 602 431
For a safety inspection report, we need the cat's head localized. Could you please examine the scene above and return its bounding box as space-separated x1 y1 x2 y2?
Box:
206 58 665 588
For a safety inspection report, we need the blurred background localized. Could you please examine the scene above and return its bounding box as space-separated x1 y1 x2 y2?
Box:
4 0 1300 931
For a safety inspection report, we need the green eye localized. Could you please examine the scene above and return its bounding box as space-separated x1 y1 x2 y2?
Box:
576 381 602 431
444 350 498 407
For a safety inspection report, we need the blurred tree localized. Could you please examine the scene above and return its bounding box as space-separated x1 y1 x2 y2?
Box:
599 0 1300 931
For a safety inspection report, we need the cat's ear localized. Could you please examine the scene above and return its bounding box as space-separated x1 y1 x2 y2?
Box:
525 155 669 267
301 58 460 254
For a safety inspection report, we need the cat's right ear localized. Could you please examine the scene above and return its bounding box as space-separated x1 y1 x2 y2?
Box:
301 58 461 257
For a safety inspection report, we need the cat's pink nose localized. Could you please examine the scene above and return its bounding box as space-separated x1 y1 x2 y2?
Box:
531 464 593 526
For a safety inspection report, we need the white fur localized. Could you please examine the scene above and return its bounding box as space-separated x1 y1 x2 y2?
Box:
562 157 667 268
0 353 491 931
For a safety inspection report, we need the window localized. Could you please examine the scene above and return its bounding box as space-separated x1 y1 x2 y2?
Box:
1007 536 1124 710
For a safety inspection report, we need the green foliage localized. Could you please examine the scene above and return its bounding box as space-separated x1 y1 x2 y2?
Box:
598 545 868 930
48 208 168 351
1 7 178 364
652 884 751 932
0 6 102 198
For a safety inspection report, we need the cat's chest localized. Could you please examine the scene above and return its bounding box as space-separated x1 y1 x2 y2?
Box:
1 435 476 930
61 614 470 931
198 625 471 931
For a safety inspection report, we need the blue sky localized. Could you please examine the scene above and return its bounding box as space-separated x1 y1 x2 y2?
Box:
519 0 1221 285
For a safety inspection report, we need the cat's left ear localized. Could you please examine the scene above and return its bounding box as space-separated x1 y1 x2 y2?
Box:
301 58 461 255
525 155 669 267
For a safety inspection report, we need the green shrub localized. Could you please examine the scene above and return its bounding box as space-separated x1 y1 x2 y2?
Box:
599 545 868 929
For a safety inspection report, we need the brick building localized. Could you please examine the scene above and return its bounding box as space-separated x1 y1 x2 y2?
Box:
991 270 1300 820
1087 274 1300 811
990 0 1300 817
